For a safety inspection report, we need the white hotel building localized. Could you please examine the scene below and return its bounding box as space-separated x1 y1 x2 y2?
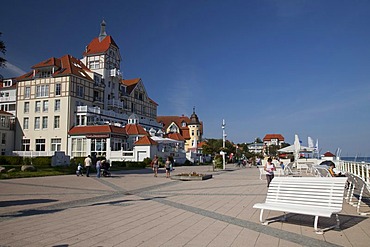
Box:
14 21 162 159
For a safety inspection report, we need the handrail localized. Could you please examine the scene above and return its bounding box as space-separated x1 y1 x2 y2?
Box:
337 161 370 184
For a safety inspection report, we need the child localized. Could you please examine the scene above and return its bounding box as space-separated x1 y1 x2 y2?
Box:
76 163 83 176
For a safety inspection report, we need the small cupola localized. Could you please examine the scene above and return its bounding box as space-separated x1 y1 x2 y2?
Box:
189 107 200 125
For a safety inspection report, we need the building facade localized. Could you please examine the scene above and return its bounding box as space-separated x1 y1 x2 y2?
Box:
263 134 285 147
0 78 17 115
0 110 14 155
157 108 203 152
14 21 162 158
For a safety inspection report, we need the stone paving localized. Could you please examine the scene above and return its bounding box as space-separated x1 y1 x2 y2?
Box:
0 164 369 247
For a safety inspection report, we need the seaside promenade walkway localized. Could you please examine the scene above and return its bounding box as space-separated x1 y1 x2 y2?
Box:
0 164 369 247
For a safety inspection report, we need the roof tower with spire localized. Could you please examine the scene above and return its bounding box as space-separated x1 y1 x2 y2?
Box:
189 107 200 125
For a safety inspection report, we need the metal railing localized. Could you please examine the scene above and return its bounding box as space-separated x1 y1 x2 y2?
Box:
337 161 370 184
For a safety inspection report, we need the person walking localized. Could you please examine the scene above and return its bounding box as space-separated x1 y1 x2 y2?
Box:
96 159 101 178
151 155 159 177
264 157 276 187
84 155 92 177
165 157 171 178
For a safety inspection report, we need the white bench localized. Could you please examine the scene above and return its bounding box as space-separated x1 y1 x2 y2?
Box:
253 177 348 234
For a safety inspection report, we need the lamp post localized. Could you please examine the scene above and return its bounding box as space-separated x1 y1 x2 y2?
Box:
221 119 226 170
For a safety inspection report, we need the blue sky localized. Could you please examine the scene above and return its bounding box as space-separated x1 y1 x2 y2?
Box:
1 0 370 156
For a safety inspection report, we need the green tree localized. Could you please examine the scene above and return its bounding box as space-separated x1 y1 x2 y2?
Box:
255 137 263 143
267 144 280 157
202 139 223 156
0 32 6 68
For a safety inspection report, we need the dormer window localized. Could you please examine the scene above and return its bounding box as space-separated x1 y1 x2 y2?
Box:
181 121 186 127
39 70 52 78
3 79 12 87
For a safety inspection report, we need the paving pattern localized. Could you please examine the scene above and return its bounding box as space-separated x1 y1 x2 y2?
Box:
0 164 369 247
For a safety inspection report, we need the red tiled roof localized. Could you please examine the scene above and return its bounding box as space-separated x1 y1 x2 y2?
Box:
0 110 13 116
122 78 140 94
167 132 185 141
323 151 335 157
263 134 285 141
17 55 93 81
198 141 206 148
68 125 127 136
124 124 148 135
134 136 158 146
157 115 203 140
83 36 119 56
31 57 62 69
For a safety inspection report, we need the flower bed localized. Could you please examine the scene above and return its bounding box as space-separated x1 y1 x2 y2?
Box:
171 172 212 181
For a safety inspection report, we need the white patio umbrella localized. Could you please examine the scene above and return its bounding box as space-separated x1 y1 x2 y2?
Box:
294 134 301 165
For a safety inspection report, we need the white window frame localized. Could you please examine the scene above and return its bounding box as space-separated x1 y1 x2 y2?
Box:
36 85 49 98
35 139 46 151
35 117 40 130
23 117 29 129
54 116 60 129
51 138 61 151
42 116 48 129
54 99 61 111
55 83 61 96
25 87 31 99
43 100 48 112
35 101 41 112
24 102 30 113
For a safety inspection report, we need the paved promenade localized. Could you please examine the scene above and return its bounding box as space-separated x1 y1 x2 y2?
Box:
0 164 369 247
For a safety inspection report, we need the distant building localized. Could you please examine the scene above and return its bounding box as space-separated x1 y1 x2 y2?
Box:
0 110 14 155
157 108 203 152
0 78 17 115
322 151 335 161
263 134 285 147
247 142 265 154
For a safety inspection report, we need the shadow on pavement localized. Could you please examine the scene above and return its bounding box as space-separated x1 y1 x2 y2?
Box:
0 199 58 207
89 196 168 207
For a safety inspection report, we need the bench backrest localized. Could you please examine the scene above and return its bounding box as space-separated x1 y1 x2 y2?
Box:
312 166 331 177
266 177 348 211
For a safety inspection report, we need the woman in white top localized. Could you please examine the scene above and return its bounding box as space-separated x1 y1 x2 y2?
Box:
264 157 276 187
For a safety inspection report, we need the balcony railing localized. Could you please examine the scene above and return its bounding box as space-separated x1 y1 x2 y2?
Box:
13 151 55 157
108 99 124 109
76 106 162 129
0 96 16 102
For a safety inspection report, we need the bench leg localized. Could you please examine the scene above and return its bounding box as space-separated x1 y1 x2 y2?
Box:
335 214 340 229
260 210 287 225
314 214 341 234
259 209 266 224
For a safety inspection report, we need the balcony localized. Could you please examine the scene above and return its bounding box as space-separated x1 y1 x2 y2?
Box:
108 99 124 109
0 96 16 102
93 97 104 105
94 82 105 91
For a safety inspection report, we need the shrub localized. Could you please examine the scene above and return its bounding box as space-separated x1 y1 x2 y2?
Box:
0 156 23 166
111 161 126 168
143 157 152 167
33 157 52 168
213 155 223 169
70 157 85 167
125 161 146 169
183 160 192 166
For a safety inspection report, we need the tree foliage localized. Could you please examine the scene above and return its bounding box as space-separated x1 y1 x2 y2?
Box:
0 32 6 68
202 138 235 157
